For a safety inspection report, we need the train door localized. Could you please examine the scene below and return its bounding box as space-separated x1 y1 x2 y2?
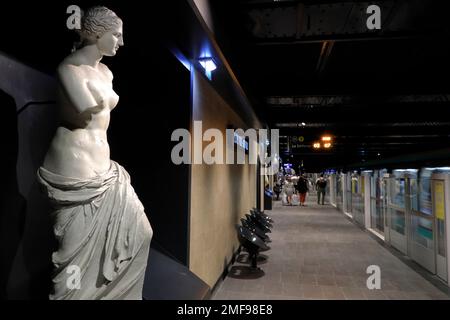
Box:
386 170 408 254
409 171 435 273
369 170 387 238
432 174 448 282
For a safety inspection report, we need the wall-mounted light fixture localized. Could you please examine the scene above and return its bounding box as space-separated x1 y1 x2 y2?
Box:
324 143 332 149
313 142 321 149
321 136 332 142
199 57 217 80
199 57 217 72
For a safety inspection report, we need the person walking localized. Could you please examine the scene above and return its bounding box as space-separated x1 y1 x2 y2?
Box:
316 174 327 205
296 174 309 206
283 177 295 205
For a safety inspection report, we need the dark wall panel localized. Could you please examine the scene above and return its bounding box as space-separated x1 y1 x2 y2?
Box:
0 67 57 299
109 47 192 265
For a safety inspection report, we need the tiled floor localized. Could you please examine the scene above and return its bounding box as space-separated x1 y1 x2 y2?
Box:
212 197 450 300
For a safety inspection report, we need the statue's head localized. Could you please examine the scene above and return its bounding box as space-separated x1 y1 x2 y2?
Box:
77 6 123 56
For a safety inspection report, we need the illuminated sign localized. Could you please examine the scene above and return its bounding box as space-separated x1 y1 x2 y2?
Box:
290 136 307 150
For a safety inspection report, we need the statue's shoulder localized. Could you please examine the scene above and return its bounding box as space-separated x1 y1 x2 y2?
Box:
98 62 113 80
57 54 83 77
56 55 90 95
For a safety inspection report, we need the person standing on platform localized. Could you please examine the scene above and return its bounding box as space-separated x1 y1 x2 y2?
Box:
274 182 281 200
316 174 327 205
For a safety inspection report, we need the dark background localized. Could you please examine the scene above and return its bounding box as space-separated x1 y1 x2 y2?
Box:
209 0 450 172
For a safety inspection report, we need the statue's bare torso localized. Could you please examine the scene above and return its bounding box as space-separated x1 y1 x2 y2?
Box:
43 50 119 179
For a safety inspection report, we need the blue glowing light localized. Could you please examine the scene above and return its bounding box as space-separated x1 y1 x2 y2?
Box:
199 57 217 72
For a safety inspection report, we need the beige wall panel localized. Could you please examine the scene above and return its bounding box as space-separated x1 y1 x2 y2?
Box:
189 70 257 287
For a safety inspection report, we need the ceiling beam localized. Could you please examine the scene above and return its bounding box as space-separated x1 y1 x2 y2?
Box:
274 122 450 128
244 1 443 43
266 95 450 107
252 33 422 44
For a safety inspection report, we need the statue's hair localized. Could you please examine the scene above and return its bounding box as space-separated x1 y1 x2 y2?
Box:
73 6 121 50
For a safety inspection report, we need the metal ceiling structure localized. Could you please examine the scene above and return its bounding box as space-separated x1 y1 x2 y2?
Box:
211 0 450 171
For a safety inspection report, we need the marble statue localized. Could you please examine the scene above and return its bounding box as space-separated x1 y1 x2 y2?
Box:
37 6 153 300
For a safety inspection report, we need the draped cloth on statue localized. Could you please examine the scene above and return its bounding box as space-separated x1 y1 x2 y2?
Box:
37 161 152 300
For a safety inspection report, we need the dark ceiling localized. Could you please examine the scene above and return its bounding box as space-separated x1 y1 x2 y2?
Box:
210 0 450 171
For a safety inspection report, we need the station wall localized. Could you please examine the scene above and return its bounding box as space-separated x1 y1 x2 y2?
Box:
189 69 257 287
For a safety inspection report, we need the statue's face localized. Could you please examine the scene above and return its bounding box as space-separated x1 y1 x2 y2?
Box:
97 21 124 56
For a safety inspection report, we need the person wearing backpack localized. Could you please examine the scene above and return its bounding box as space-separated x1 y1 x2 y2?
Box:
296 174 309 206
316 174 327 205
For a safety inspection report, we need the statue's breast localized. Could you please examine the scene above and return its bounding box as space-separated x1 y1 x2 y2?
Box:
87 80 119 110
109 88 119 110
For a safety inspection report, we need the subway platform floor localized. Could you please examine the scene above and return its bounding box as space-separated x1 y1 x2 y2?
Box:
211 198 450 300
